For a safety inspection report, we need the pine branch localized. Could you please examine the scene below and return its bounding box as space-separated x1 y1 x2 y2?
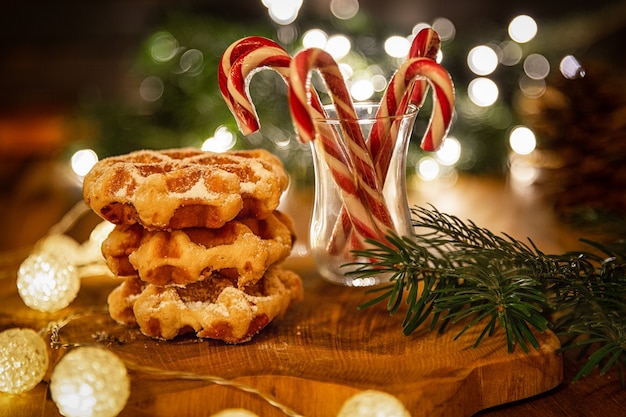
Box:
347 205 626 383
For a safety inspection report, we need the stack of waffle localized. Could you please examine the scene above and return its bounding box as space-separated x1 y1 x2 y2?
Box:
83 148 303 344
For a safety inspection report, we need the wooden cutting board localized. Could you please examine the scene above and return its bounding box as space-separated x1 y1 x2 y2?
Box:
0 261 562 417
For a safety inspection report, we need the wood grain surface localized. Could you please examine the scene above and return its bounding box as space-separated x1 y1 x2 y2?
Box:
0 261 563 417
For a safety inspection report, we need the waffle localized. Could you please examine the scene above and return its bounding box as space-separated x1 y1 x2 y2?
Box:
102 211 296 287
107 267 303 344
83 148 289 230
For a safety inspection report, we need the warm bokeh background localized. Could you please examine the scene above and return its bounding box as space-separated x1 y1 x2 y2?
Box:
1 0 625 253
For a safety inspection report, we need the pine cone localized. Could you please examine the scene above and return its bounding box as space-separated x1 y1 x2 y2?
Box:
516 62 626 220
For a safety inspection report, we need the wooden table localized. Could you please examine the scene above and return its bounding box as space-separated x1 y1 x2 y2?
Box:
0 167 624 416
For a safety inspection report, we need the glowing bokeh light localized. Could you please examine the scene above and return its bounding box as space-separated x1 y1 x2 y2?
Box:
432 17 455 41
371 74 388 92
264 0 303 25
510 158 539 186
149 31 178 63
499 40 523 66
467 45 498 76
139 76 164 102
326 35 352 59
338 390 411 417
523 53 550 80
384 35 411 58
330 0 360 20
519 75 546 98
71 149 98 177
411 23 431 36
17 253 80 313
302 29 328 48
467 77 499 107
350 79 375 101
436 137 461 166
417 157 440 181
0 328 49 394
202 126 237 152
338 63 354 80
179 49 204 75
508 15 537 43
50 347 130 417
509 126 537 155
560 55 586 79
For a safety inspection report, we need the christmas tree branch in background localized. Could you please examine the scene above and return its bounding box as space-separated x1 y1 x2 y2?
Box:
347 205 626 383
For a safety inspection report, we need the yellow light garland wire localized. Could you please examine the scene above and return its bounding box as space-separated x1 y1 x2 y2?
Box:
0 200 93 280
47 311 306 417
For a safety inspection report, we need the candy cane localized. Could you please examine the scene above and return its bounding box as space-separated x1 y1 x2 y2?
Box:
219 38 386 247
407 28 442 108
218 36 292 135
328 28 443 252
289 48 396 241
385 57 455 152
369 28 441 180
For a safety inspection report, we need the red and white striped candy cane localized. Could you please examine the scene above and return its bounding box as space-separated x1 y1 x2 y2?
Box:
329 28 443 252
388 57 455 152
329 54 454 252
369 28 442 181
406 28 442 109
289 47 396 244
218 36 291 135
219 39 385 247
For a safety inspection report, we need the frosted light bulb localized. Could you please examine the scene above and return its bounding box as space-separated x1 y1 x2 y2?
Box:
0 328 49 394
337 390 411 417
37 234 82 265
17 252 80 312
50 347 130 417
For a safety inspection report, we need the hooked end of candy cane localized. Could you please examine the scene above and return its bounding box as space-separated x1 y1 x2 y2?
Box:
420 123 450 152
420 136 440 152
224 100 261 135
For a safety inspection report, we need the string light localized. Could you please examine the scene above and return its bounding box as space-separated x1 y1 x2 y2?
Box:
325 34 352 59
17 252 80 313
337 390 410 417
0 328 49 394
202 125 237 152
523 53 550 80
467 45 499 76
330 0 359 20
262 0 303 25
508 15 538 43
467 77 499 107
417 157 440 181
509 126 537 155
559 55 586 80
431 17 455 41
50 347 130 417
384 35 411 58
350 79 375 101
70 149 99 178
302 28 328 48
436 136 461 166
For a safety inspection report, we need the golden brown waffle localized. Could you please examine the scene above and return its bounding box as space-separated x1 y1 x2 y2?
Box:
83 148 289 230
107 267 303 344
102 211 296 287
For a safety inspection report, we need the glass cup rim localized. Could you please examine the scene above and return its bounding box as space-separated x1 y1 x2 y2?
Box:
314 102 418 124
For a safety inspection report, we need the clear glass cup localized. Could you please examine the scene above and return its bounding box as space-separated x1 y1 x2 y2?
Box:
309 102 418 286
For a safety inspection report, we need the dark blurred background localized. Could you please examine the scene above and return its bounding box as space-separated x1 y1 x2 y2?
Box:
1 0 624 112
1 0 625 250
